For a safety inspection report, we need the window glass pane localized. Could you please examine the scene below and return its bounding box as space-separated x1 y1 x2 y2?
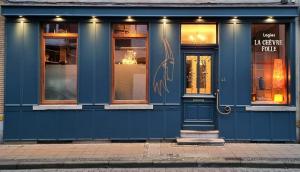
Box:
114 39 147 101
45 38 77 100
113 24 148 102
199 56 212 94
252 24 287 104
181 24 217 45
43 23 78 33
185 56 198 94
113 24 147 37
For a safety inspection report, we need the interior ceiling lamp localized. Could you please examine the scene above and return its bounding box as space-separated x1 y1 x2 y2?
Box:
272 58 285 103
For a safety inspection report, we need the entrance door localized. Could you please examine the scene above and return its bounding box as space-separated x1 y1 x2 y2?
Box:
182 52 217 130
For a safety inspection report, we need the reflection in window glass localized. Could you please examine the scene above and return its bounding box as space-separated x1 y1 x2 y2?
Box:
186 56 198 94
181 24 217 45
199 56 211 94
113 24 148 102
44 38 77 101
43 23 78 33
252 24 287 104
185 55 212 95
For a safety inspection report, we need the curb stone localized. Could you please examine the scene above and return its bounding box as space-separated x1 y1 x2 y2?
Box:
0 160 299 169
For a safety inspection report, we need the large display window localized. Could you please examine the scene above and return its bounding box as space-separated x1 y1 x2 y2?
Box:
41 23 78 104
112 24 148 104
251 24 288 104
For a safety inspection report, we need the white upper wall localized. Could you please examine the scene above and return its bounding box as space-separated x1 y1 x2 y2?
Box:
6 0 293 3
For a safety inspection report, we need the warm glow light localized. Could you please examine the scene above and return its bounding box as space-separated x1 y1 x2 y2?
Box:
197 34 206 41
198 16 202 19
274 94 284 103
162 17 168 24
56 15 60 18
233 16 238 19
272 58 285 103
189 35 195 41
181 24 217 44
125 16 135 22
121 50 137 64
91 16 98 23
272 59 285 89
266 16 275 23
19 15 23 18
54 17 64 22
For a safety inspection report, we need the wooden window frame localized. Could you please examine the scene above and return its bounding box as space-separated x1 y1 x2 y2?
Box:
40 28 78 105
111 23 149 104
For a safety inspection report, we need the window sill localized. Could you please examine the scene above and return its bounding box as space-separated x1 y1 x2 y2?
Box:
32 105 83 111
104 104 154 110
182 94 215 98
245 106 296 112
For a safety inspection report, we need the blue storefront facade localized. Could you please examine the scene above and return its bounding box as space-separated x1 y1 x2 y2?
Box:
1 2 298 142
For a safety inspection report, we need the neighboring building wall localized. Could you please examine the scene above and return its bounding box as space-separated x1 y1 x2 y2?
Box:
0 0 5 142
296 0 300 142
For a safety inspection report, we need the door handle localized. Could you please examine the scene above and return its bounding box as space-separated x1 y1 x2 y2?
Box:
215 89 232 115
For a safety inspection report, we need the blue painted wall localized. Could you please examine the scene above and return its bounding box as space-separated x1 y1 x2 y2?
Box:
4 19 182 141
218 21 296 141
3 18 296 141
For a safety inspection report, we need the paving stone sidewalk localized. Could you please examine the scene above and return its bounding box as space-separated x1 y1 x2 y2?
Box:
0 143 299 169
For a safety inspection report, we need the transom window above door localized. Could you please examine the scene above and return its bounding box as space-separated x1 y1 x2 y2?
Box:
181 24 217 45
185 55 212 95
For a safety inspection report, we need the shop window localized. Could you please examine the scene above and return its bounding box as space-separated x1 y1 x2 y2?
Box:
112 24 148 103
185 55 212 95
41 23 78 104
251 24 287 104
181 24 217 45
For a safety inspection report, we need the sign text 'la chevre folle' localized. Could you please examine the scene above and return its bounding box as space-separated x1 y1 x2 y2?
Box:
254 33 283 52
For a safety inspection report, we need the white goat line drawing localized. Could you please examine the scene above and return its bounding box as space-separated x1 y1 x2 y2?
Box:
153 22 175 96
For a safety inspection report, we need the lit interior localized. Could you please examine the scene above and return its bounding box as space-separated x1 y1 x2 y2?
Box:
181 24 217 45
185 55 212 95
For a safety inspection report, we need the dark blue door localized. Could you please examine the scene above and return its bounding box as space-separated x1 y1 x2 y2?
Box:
182 51 217 130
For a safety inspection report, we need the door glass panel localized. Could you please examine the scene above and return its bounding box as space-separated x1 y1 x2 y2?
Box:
199 56 212 94
185 56 198 94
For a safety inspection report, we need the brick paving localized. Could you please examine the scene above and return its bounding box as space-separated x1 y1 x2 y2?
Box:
0 143 299 169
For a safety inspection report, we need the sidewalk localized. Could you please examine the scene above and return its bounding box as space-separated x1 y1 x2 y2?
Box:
0 142 300 169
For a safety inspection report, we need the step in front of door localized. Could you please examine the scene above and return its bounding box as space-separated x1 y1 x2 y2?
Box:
177 138 225 146
180 130 219 139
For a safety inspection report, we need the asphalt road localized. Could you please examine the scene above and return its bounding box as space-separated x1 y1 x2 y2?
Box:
0 168 300 172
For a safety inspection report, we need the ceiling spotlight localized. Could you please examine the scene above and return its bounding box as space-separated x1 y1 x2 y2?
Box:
233 16 238 19
19 15 23 18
